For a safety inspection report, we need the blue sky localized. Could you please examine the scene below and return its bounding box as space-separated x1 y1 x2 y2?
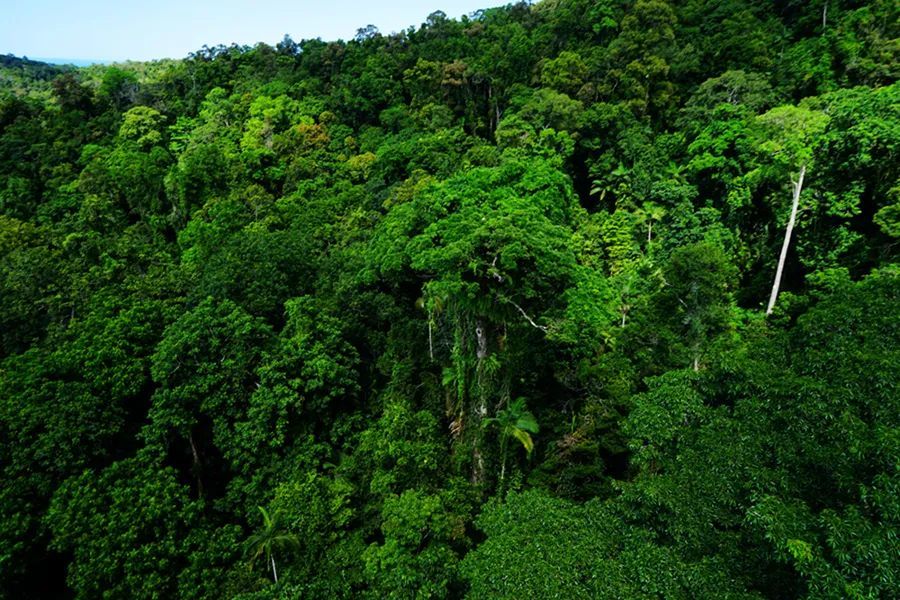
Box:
3 0 504 63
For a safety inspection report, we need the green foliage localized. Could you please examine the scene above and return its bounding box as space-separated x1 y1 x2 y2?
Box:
363 489 464 599
755 104 830 173
356 400 446 497
45 456 202 599
462 489 760 599
243 506 301 582
483 397 538 455
119 106 166 149
540 51 588 96
1 3 898 598
482 397 539 482
656 241 738 369
98 66 139 111
622 269 900 598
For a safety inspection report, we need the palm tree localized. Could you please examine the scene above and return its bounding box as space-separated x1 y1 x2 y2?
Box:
482 397 539 482
634 201 666 243
244 506 300 584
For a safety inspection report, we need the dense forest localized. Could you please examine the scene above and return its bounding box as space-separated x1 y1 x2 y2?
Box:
1 1 898 597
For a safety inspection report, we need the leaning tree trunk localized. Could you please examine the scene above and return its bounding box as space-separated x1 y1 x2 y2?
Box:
271 555 278 583
766 165 806 315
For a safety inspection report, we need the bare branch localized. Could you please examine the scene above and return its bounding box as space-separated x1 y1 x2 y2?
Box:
506 298 548 332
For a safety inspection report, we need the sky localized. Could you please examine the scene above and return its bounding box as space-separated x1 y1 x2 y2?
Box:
2 0 505 63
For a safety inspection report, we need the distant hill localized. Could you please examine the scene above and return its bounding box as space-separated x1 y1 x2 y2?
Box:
0 54 74 98
32 57 112 67
1 54 72 78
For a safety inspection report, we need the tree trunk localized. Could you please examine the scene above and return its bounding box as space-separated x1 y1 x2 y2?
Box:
188 432 204 498
472 321 488 484
475 321 488 360
271 555 278 584
499 436 507 483
766 165 806 315
488 84 494 133
472 447 485 484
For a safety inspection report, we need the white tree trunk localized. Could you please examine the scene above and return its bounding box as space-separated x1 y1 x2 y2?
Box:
271 555 278 584
766 165 806 315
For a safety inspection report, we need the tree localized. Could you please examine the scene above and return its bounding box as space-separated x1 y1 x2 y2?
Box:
624 269 900 598
146 298 272 496
45 456 202 599
461 490 760 599
755 105 829 314
98 66 138 111
118 106 166 149
540 51 588 96
362 489 465 599
482 397 539 482
244 506 300 584
604 0 679 117
656 241 737 371
367 157 578 483
681 70 777 130
50 72 93 113
635 201 666 244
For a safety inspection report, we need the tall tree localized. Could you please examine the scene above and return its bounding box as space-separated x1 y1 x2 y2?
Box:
755 105 829 314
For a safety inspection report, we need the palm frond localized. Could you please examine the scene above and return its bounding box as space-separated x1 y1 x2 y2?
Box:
510 428 534 455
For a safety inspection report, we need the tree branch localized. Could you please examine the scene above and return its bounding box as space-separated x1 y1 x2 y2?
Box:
506 298 548 332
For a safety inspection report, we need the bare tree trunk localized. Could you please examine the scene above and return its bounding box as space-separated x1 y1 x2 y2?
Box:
499 436 508 483
766 165 806 315
188 432 204 498
488 84 494 133
271 555 278 583
472 447 485 484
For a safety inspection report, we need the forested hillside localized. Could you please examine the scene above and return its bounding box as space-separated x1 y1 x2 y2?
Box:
1 1 898 598
0 55 74 99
